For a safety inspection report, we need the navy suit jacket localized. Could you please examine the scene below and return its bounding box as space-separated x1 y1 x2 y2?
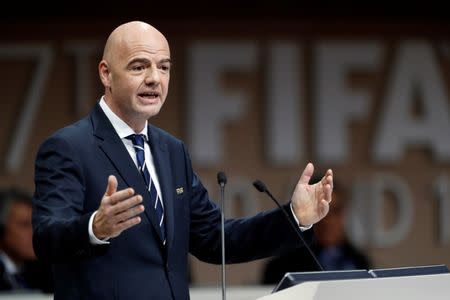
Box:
32 103 307 299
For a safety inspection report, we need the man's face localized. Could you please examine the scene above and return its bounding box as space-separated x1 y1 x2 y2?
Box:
3 202 35 262
102 29 171 127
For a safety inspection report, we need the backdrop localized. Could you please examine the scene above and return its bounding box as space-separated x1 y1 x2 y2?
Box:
1 11 449 285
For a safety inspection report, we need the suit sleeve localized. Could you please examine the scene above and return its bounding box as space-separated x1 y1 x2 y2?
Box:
32 135 108 263
183 143 313 264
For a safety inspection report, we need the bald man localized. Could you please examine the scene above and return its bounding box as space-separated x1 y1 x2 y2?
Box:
32 21 333 299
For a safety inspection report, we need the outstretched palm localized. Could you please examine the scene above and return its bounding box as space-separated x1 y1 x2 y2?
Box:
291 163 333 226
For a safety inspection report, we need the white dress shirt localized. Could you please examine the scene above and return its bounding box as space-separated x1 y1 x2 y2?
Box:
88 97 164 244
89 97 310 244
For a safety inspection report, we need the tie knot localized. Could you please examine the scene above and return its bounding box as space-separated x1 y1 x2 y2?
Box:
126 134 146 148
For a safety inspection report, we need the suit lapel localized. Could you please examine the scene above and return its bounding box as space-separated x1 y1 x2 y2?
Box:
148 125 174 251
90 104 164 243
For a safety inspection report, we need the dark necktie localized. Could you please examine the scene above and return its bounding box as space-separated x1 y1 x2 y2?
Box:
126 134 166 244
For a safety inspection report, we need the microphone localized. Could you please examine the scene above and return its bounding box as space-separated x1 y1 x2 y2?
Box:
217 171 227 187
217 172 227 300
253 179 324 271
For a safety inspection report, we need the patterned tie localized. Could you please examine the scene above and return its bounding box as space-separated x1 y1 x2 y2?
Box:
126 134 166 244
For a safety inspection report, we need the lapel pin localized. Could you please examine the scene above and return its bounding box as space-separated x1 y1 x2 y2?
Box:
176 187 184 195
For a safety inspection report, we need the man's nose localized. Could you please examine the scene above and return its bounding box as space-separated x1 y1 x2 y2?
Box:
144 66 160 85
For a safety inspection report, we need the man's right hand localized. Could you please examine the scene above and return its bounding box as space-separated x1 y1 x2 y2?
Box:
93 175 145 239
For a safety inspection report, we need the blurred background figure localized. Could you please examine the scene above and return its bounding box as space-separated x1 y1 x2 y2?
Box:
261 177 371 285
0 188 52 293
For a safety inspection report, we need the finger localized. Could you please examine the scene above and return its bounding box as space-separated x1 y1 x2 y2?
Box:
115 204 145 222
325 183 333 203
320 199 330 216
111 195 143 214
298 162 314 185
109 187 135 205
319 172 333 195
105 175 118 197
320 169 332 184
115 216 142 233
326 169 333 189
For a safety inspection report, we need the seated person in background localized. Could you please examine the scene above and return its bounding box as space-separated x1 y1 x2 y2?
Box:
0 188 53 293
261 177 371 284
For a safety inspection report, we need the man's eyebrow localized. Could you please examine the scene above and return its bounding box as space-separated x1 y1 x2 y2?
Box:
128 58 151 65
127 58 172 65
160 58 172 64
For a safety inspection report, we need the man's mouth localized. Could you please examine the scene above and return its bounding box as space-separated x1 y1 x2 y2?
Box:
138 91 159 99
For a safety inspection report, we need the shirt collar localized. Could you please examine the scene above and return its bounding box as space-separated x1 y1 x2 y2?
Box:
99 97 148 140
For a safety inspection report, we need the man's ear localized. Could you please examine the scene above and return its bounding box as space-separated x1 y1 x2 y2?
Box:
99 60 111 88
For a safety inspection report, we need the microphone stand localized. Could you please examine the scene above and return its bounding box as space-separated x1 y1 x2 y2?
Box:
217 172 227 300
253 179 324 272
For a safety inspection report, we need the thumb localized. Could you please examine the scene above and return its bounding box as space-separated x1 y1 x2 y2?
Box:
298 162 314 185
105 175 118 196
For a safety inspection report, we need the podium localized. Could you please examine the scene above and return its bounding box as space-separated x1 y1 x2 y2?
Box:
258 273 450 300
258 265 450 300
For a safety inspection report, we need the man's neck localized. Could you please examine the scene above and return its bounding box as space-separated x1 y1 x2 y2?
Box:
100 96 147 133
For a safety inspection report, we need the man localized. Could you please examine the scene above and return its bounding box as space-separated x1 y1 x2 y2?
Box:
262 178 370 284
32 21 333 299
0 189 52 292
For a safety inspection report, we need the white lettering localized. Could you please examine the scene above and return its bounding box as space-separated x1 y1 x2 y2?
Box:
0 44 54 173
373 42 450 162
187 42 257 165
266 42 304 165
315 42 381 163
65 41 102 116
434 175 450 245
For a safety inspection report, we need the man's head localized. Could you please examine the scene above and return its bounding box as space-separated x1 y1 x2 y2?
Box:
311 177 348 247
0 189 35 264
99 21 171 132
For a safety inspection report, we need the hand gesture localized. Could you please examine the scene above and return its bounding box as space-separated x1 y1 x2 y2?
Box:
93 175 145 239
291 163 333 226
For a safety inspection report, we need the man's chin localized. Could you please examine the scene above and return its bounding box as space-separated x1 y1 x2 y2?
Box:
140 108 162 120
150 106 163 114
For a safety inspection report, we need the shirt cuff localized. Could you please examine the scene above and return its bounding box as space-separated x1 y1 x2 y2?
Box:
290 203 313 232
89 211 110 245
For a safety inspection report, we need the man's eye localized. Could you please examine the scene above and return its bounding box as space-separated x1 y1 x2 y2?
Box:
132 65 145 71
160 65 170 72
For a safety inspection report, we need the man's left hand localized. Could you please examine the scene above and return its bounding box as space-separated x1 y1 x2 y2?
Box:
291 162 333 226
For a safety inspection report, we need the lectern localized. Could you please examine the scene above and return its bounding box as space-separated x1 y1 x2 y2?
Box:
259 265 450 300
272 269 372 292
